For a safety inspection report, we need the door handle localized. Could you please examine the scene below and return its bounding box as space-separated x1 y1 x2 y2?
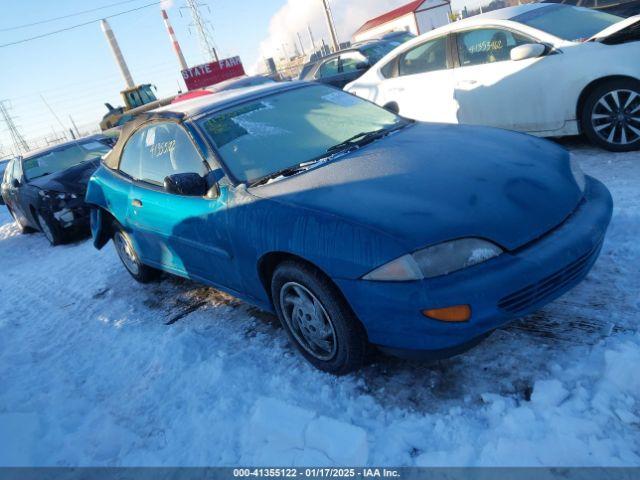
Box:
132 199 143 207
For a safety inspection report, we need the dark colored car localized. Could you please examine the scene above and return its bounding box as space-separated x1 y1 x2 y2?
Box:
86 83 612 374
352 31 417 47
380 30 417 43
0 135 114 245
542 0 639 17
298 40 403 88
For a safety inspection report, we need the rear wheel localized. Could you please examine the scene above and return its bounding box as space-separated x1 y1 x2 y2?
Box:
581 79 640 152
36 210 64 246
113 227 161 283
7 205 35 234
271 261 368 375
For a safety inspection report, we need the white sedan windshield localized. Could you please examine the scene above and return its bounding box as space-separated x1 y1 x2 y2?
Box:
513 5 623 42
199 85 402 183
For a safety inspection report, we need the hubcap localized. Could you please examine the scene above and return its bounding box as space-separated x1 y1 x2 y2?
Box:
591 89 640 146
279 282 337 361
38 214 54 243
114 232 140 276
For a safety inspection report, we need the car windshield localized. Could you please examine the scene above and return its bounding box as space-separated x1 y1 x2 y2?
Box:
512 5 623 41
360 41 401 63
199 85 403 183
23 140 111 181
383 32 415 43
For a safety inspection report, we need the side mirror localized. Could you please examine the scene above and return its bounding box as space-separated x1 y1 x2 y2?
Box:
164 173 208 196
355 61 370 71
510 43 546 62
204 168 225 199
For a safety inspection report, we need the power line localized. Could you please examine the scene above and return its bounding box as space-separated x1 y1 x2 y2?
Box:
0 101 30 154
0 1 162 49
0 0 147 32
183 0 218 62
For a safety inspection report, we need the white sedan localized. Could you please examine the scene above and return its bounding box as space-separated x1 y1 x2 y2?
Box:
345 4 640 151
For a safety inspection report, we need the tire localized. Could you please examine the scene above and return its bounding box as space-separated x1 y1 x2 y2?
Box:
7 205 35 234
271 261 368 375
113 226 161 283
36 210 64 246
581 78 640 152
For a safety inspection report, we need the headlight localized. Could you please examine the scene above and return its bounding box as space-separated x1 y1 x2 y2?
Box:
570 154 586 193
362 238 503 281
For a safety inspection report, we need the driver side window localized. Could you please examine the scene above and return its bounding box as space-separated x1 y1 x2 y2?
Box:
316 57 340 79
456 28 533 67
3 160 14 183
12 159 23 182
340 52 367 74
119 123 207 187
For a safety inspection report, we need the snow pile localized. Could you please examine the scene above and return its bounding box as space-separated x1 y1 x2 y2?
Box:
241 397 368 466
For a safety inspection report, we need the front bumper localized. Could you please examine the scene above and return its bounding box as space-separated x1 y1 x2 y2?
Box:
335 176 613 352
40 194 90 230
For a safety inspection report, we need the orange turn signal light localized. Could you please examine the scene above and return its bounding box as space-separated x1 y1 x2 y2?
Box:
422 305 471 322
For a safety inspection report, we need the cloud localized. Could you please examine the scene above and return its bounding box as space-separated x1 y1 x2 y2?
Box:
252 0 410 73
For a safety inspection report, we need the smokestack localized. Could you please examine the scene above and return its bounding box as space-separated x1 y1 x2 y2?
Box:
100 19 135 89
161 9 188 71
307 25 317 53
296 32 306 56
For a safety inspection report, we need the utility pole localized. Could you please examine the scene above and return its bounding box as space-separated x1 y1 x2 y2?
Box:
161 9 188 71
321 0 340 53
292 37 300 57
296 32 306 56
307 25 317 53
69 115 81 138
40 94 68 135
184 0 219 63
0 100 30 154
100 19 135 89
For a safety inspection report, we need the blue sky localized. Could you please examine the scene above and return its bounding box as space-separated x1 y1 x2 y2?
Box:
0 0 284 151
0 0 478 154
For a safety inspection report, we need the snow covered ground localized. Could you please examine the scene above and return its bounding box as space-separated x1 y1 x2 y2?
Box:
0 140 638 467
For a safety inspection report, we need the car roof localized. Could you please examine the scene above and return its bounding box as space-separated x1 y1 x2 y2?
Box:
20 134 111 161
207 75 273 92
153 81 302 118
376 3 556 52
472 3 550 21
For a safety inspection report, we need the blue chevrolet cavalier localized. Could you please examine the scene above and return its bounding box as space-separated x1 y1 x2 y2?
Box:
86 82 613 374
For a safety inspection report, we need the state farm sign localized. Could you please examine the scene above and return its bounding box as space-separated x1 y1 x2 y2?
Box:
181 56 245 91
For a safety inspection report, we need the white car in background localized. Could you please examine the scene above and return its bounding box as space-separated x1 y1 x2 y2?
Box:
345 4 640 151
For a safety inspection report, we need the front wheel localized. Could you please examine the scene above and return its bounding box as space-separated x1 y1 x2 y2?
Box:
37 210 64 246
581 79 640 152
113 227 161 283
271 261 368 375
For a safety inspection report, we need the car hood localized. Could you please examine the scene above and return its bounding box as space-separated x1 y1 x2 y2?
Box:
249 123 583 252
589 15 640 43
29 158 100 194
